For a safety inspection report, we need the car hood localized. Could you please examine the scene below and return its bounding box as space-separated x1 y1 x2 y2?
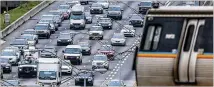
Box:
70 19 84 23
62 65 70 69
89 31 103 34
19 65 37 68
64 53 81 56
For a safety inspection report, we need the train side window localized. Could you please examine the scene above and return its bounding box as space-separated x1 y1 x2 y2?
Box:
194 25 204 52
183 25 195 51
152 26 162 50
143 26 155 50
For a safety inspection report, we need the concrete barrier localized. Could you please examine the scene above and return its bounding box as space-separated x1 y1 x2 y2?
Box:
0 1 54 39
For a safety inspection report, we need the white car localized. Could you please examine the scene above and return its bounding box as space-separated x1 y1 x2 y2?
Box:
97 1 109 9
20 34 38 46
63 45 82 65
121 25 135 37
61 60 72 74
111 33 126 46
0 49 19 65
92 54 109 71
89 25 104 40
5 46 21 59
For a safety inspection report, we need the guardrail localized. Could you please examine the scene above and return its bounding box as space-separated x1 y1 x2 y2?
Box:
0 1 54 39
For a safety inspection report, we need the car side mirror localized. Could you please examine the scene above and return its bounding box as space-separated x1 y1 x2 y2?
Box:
121 9 124 11
62 50 65 53
124 84 126 86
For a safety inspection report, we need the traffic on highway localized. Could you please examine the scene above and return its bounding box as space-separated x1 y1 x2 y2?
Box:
0 0 213 87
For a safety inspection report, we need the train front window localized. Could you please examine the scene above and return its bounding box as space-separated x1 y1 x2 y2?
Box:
143 26 162 51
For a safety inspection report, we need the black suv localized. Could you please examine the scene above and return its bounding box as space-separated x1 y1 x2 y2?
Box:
18 57 37 78
57 32 73 46
0 58 12 73
129 14 144 27
75 70 94 86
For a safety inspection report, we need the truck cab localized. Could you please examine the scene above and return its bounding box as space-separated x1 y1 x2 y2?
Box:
37 58 62 86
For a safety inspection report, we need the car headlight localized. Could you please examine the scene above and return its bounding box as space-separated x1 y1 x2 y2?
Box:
85 48 90 51
108 23 112 26
88 77 93 81
34 68 37 71
67 39 71 41
129 21 132 24
76 56 80 59
58 39 61 41
5 66 10 68
19 68 22 71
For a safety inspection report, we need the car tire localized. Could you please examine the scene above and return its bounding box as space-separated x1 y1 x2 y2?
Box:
46 34 50 39
119 16 122 20
89 37 92 40
100 36 103 40
18 74 21 78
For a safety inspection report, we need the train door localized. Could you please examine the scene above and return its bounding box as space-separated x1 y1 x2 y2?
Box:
174 19 205 83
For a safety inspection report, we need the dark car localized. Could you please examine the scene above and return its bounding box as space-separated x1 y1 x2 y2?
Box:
79 41 91 55
75 70 94 86
0 58 12 73
40 46 57 58
98 17 112 29
80 1 89 5
34 23 51 39
107 5 123 20
152 1 159 8
57 32 73 46
18 57 37 78
90 3 103 14
138 1 152 14
129 14 144 27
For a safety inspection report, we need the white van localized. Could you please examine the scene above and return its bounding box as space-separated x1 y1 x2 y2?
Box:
37 58 62 86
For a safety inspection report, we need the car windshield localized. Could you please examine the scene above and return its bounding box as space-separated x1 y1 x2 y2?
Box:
42 16 53 19
92 3 102 7
62 60 71 65
39 19 53 23
1 51 15 56
100 18 111 22
39 71 56 80
139 2 152 6
23 30 36 34
59 34 70 39
12 39 27 45
113 34 124 38
94 55 107 61
35 25 48 30
49 11 61 15
20 60 37 65
108 7 121 11
90 26 102 31
80 43 89 47
58 5 70 9
108 81 123 86
20 35 34 40
100 46 112 51
70 14 84 20
65 48 81 54
0 58 9 63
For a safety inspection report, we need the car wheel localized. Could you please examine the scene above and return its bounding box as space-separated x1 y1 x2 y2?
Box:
89 37 92 40
119 16 122 20
18 74 21 78
100 36 103 40
57 42 60 46
1 75 3 79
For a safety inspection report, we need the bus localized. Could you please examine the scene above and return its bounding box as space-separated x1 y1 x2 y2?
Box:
135 6 213 86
